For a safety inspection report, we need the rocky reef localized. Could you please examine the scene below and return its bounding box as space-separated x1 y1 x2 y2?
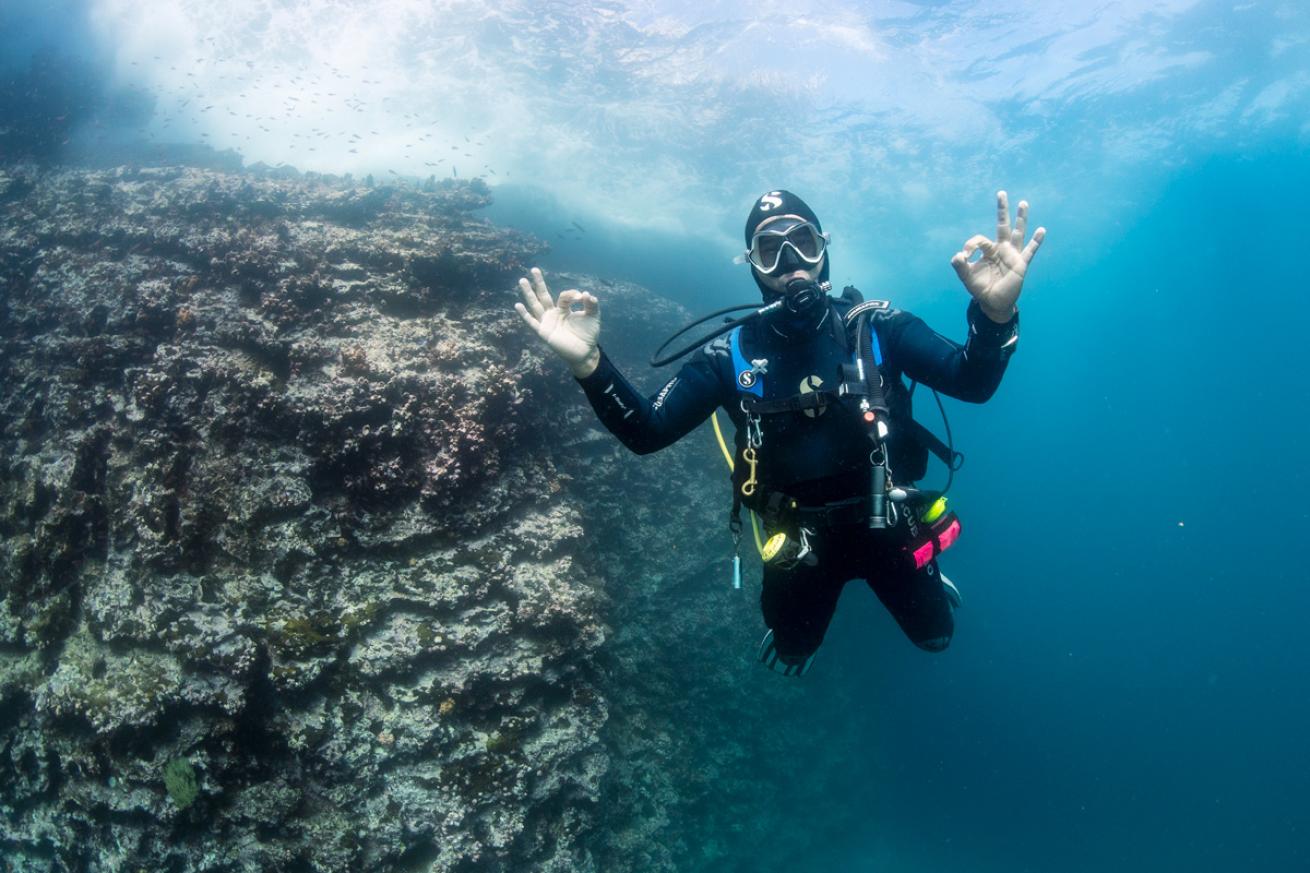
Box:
0 164 865 872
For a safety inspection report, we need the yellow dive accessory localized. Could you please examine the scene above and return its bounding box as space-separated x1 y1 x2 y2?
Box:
761 532 787 562
758 528 816 569
921 495 949 524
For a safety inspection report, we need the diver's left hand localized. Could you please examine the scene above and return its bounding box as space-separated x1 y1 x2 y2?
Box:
950 191 1046 323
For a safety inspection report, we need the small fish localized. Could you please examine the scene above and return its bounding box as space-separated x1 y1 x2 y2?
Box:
571 221 586 233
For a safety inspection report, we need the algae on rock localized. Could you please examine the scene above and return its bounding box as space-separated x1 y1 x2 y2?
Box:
163 758 199 810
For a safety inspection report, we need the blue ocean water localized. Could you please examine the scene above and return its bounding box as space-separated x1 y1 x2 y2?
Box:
4 1 1308 870
807 146 1310 873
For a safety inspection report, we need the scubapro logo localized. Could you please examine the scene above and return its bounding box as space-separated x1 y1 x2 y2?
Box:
738 370 757 388
799 374 825 417
759 192 783 212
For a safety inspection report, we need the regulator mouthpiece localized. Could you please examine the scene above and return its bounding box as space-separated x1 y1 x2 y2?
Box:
782 278 831 320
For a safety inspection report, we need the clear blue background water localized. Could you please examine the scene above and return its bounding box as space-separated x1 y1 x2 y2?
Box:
806 146 1310 872
4 2 1308 870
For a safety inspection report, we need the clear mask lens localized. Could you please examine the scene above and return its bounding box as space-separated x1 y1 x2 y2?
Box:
747 221 827 273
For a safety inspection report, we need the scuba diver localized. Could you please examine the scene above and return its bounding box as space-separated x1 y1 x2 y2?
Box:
514 190 1045 676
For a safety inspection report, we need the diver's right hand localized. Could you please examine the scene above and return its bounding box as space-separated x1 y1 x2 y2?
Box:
515 267 601 378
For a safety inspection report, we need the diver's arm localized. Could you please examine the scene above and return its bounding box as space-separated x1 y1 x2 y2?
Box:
513 266 724 452
884 302 1018 403
571 348 601 379
515 267 602 376
889 189 1040 402
575 348 725 455
949 190 1046 321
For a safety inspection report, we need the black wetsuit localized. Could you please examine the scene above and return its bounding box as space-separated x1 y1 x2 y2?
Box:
577 292 1019 658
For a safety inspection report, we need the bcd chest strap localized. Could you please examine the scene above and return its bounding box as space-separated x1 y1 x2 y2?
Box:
728 295 890 420
727 295 895 527
739 390 840 417
726 289 959 508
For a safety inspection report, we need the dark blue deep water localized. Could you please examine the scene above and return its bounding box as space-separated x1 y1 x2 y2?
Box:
502 125 1310 873
803 148 1310 872
4 1 1308 870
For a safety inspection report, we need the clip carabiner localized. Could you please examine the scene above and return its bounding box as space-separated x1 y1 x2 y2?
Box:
740 400 764 448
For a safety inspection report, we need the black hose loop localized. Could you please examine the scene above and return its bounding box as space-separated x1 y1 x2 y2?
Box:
649 301 779 367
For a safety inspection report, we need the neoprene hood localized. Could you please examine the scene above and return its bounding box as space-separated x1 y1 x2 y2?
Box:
744 189 831 297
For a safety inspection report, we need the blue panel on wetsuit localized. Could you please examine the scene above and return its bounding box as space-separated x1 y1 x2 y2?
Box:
728 326 764 397
869 322 884 366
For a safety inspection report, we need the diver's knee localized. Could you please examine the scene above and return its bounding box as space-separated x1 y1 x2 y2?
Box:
915 634 952 653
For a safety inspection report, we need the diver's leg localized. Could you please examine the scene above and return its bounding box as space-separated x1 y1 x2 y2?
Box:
759 547 846 663
864 553 956 653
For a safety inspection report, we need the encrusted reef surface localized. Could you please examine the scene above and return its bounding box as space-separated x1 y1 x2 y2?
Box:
0 164 864 872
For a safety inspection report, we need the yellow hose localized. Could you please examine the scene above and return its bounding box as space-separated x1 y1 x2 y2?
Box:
710 408 736 469
711 411 765 556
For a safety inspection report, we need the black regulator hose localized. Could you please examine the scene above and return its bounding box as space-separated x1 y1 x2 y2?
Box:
650 300 782 367
650 279 830 368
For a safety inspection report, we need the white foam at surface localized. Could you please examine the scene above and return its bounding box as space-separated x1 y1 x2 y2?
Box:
82 0 1309 280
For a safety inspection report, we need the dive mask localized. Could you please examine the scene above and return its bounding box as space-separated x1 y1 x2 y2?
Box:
735 219 830 275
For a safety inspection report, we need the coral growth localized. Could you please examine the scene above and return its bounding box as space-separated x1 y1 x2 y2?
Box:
0 163 867 873
0 164 603 871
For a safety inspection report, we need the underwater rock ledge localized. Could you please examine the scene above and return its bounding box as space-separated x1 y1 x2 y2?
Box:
0 162 864 873
0 163 619 872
